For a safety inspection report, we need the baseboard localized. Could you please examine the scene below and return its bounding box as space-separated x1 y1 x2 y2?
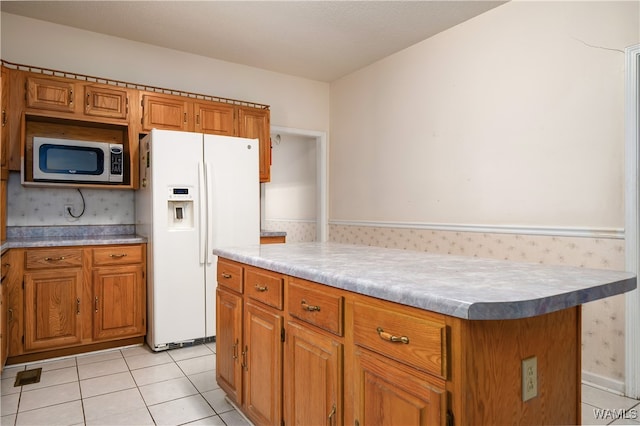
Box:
582 370 626 396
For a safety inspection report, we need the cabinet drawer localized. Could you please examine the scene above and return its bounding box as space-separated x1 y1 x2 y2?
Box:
217 259 244 293
353 300 447 378
25 248 83 269
93 245 144 266
245 267 283 310
288 278 343 336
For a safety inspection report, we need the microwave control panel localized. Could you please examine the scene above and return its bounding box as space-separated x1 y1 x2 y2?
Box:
110 145 124 178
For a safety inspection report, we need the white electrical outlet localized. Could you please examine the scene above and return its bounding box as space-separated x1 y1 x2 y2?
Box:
522 356 538 401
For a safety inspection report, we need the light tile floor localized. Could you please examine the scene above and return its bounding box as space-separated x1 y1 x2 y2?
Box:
1 342 639 425
0 343 251 426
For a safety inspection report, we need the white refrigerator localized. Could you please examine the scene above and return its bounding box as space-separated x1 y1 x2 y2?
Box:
135 129 259 351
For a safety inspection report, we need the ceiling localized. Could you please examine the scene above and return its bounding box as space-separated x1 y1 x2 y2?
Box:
1 1 506 82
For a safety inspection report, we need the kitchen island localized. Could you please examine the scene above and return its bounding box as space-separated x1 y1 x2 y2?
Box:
213 242 636 426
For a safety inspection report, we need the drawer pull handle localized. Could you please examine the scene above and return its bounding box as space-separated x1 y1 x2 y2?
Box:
376 327 409 344
76 298 80 315
233 339 239 360
221 273 232 279
95 296 99 313
44 256 66 261
328 403 336 425
254 284 268 292
301 300 321 312
109 253 127 258
8 308 13 322
241 345 248 371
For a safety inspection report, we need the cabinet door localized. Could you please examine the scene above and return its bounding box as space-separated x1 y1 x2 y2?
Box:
216 287 244 405
26 76 76 113
244 300 283 426
353 347 446 426
92 265 145 341
84 84 128 120
1 67 8 177
1 179 6 242
24 269 83 351
237 107 270 182
195 102 235 136
286 321 342 426
1 253 8 370
141 94 190 131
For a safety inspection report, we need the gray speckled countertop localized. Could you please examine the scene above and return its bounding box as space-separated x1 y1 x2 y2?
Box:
1 225 145 253
212 242 637 320
260 230 286 237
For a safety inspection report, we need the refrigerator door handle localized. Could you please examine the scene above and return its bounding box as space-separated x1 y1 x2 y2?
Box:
205 161 214 265
198 161 207 265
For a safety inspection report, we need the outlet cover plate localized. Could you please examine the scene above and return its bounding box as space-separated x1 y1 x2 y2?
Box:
522 356 538 402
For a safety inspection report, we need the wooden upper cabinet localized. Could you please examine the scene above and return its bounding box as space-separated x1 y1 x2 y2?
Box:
195 102 235 136
84 85 128 120
26 76 76 113
1 67 8 175
141 93 191 132
237 107 271 182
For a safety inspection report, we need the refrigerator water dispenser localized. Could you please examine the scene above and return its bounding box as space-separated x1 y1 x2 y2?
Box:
167 186 194 229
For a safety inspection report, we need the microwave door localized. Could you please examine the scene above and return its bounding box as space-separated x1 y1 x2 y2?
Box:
33 139 106 182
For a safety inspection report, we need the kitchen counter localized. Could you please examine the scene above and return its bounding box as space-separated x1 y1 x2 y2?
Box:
1 225 146 253
260 230 286 238
212 241 636 320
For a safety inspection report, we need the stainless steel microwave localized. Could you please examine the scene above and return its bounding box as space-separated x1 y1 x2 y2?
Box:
32 137 124 183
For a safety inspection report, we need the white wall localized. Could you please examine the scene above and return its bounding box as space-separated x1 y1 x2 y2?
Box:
265 134 317 221
0 12 330 227
330 1 639 230
0 12 330 136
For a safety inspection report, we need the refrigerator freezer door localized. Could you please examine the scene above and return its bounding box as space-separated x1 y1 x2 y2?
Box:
204 134 260 336
148 129 207 348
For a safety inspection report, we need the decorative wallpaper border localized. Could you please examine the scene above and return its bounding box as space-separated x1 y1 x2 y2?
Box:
330 219 624 240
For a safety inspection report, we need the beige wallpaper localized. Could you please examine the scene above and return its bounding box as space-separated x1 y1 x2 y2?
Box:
329 223 627 387
263 220 316 243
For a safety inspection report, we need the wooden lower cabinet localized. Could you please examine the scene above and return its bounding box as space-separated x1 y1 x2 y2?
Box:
4 244 146 364
216 261 285 426
1 252 10 371
285 321 342 426
354 347 446 426
24 268 83 352
216 287 243 404
244 301 283 425
92 264 145 341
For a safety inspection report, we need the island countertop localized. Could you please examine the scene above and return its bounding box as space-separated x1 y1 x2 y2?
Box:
212 242 637 320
